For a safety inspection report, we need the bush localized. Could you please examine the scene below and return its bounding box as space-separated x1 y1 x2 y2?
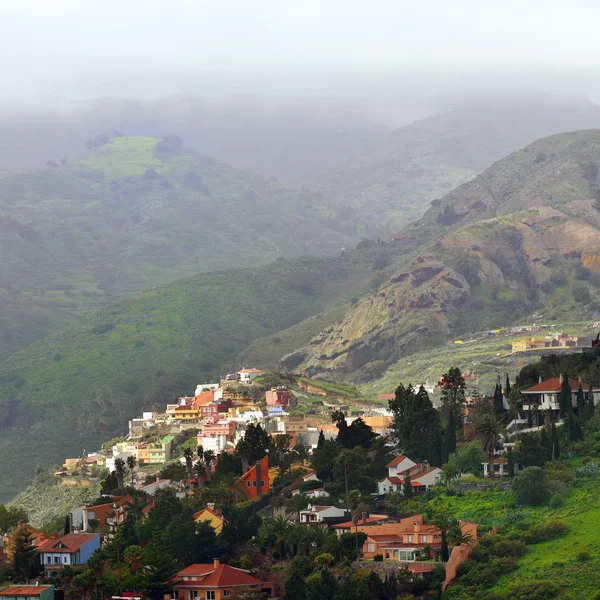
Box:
522 520 568 544
573 283 592 305
373 554 383 562
550 271 568 286
576 266 591 280
512 467 551 506
577 551 591 562
489 540 525 558
92 322 115 334
549 494 564 509
505 580 560 600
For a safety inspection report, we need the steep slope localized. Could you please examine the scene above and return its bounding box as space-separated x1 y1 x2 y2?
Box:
318 101 600 233
0 254 373 501
0 136 358 361
285 130 600 380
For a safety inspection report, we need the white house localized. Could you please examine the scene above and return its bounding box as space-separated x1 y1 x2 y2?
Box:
482 457 518 477
377 456 441 495
139 479 173 496
299 505 348 524
37 533 100 573
200 434 229 454
293 487 329 500
302 471 320 483
237 368 264 383
195 382 220 395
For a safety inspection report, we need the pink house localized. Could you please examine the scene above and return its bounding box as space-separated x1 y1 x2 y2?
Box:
201 399 232 423
199 420 236 441
265 386 292 408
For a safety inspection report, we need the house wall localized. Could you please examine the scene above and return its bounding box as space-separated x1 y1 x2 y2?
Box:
0 588 55 600
194 511 224 534
79 536 101 564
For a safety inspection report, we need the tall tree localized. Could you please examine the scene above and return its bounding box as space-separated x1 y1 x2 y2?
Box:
550 419 560 460
11 527 39 582
443 409 457 460
440 367 466 418
558 374 573 419
493 383 505 417
141 542 175 600
126 455 137 487
505 374 511 397
236 423 271 470
389 384 442 465
403 472 413 498
63 514 71 535
474 414 504 479
285 494 309 523
576 384 585 415
114 457 126 490
429 510 453 562
183 448 194 479
311 439 339 482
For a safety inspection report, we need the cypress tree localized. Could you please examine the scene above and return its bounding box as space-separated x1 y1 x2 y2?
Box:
540 427 551 462
558 374 572 419
576 384 585 415
505 374 511 397
317 430 325 450
63 515 70 535
493 383 505 416
444 410 457 459
403 472 413 498
550 419 560 460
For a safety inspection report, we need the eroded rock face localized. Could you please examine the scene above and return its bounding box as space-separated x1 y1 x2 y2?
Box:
288 255 471 378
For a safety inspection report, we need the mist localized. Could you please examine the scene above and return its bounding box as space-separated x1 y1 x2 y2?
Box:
3 0 600 121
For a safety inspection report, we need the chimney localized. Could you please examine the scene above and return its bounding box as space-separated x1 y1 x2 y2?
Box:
579 374 582 383
559 373 564 384
213 558 220 569
207 502 215 510
539 375 542 384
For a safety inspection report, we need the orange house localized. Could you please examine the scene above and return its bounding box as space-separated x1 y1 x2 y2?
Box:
3 524 56 562
239 455 270 500
168 560 274 599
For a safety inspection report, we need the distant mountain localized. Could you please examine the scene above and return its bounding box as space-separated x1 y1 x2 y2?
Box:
0 135 358 361
0 253 376 502
317 101 600 234
0 97 387 183
284 129 600 380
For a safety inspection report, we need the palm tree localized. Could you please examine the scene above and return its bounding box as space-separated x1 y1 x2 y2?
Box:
124 545 143 573
474 413 505 479
311 438 339 482
123 496 146 523
193 458 206 487
285 493 309 523
448 521 474 547
203 450 216 483
428 510 454 562
293 443 310 466
260 516 291 557
151 402 161 413
126 455 137 487
114 457 126 489
183 448 194 480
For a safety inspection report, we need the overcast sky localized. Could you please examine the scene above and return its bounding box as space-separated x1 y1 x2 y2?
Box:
2 0 600 111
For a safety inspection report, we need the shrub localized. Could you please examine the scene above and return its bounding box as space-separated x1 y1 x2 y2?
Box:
92 322 115 334
489 540 525 558
573 283 592 305
549 494 564 509
522 520 568 544
577 551 590 562
550 271 568 286
512 467 551 506
373 554 383 562
505 580 560 600
576 266 591 280
575 462 598 478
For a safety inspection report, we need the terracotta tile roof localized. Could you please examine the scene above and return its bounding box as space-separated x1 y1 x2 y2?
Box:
332 515 390 529
238 368 264 373
37 532 99 554
174 564 263 588
193 506 224 520
0 586 53 596
522 377 588 393
411 466 441 481
387 455 407 467
407 563 437 572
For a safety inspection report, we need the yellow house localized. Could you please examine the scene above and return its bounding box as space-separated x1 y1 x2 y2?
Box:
193 504 227 535
64 458 82 470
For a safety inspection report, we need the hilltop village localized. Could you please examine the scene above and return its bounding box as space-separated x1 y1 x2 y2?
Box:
2 351 600 600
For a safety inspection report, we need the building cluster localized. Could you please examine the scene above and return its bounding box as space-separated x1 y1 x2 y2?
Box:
512 333 589 353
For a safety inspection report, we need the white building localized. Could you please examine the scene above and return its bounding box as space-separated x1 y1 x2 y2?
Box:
195 382 220 396
199 435 229 454
237 368 264 383
377 455 441 495
299 505 348 524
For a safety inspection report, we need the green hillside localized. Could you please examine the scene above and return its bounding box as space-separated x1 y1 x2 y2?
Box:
318 102 600 234
0 254 372 501
0 135 358 362
284 130 600 382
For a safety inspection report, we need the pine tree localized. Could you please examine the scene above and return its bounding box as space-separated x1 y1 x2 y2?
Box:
505 374 511 397
12 528 38 582
403 472 413 498
558 375 573 419
550 419 560 460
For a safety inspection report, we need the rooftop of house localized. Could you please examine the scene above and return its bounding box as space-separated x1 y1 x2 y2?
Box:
0 586 54 596
174 563 263 588
332 515 390 529
37 533 98 554
387 455 408 467
522 377 596 393
238 368 264 374
194 506 224 520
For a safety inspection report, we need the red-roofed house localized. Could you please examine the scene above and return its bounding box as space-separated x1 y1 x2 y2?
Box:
37 532 100 573
238 455 270 500
378 456 441 495
193 503 228 535
521 375 600 424
237 368 264 383
0 585 55 599
299 505 348 524
170 560 274 599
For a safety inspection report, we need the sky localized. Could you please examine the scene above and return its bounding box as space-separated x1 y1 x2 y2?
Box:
2 0 600 114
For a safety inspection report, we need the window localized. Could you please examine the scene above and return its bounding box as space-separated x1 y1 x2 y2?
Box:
406 534 412 542
54 557 61 564
421 535 427 543
170 592 179 599
47 556 52 564
224 592 231 597
367 543 375 552
206 591 216 600
63 556 69 563
252 481 257 487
